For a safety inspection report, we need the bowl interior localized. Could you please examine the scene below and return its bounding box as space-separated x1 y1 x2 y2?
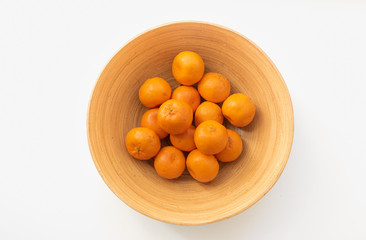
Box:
88 22 294 225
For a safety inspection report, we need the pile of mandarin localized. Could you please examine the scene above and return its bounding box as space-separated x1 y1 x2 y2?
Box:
125 51 256 183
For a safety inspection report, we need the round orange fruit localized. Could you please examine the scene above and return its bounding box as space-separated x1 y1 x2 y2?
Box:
170 125 196 152
186 149 219 183
197 72 230 103
125 127 161 160
141 108 168 139
158 99 193 134
172 51 205 85
171 86 201 112
154 146 186 179
194 120 228 155
139 77 171 108
215 129 243 162
222 93 256 127
194 101 223 126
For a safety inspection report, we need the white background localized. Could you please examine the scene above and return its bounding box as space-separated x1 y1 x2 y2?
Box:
1 0 365 239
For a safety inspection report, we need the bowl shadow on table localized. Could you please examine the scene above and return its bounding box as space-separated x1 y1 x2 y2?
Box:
137 186 279 239
171 205 264 238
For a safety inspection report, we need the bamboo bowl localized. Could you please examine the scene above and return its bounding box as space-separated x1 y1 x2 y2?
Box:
87 22 294 225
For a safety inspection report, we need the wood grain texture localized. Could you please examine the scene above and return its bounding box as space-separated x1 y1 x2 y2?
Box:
87 22 294 225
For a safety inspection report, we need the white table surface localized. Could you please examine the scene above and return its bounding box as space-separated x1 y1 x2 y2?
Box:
1 1 365 239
